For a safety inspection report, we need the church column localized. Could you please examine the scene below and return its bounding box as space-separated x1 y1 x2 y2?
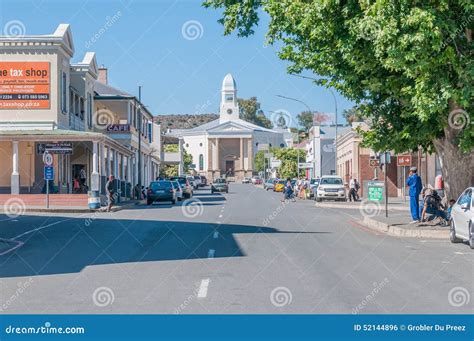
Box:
247 138 253 174
240 138 244 173
215 138 220 172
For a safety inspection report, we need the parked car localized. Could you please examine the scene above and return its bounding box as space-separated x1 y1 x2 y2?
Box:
251 176 262 185
315 175 346 202
274 180 286 192
169 176 193 198
171 180 183 201
147 180 177 205
211 178 229 194
264 178 277 191
309 178 321 199
187 176 198 190
450 187 474 249
242 177 252 184
193 175 202 188
199 175 208 187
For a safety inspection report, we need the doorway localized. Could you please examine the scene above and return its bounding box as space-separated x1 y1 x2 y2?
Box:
225 160 234 176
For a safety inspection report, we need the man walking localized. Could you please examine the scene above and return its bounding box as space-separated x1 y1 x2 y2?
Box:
349 177 357 202
105 175 115 212
406 167 423 223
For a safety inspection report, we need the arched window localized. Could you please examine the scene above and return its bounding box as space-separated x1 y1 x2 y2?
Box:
199 154 204 171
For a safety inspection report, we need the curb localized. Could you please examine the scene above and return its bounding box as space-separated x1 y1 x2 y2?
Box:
359 217 449 239
0 201 142 214
315 202 409 212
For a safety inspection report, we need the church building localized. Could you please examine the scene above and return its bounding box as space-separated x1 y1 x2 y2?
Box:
168 74 285 181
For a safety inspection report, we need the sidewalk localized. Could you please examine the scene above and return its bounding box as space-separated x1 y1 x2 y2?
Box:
358 211 449 239
315 197 410 211
0 200 142 214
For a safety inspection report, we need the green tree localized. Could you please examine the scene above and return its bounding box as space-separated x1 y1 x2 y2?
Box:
276 114 287 129
254 149 266 173
343 106 364 125
272 148 306 179
203 0 474 198
183 148 193 173
296 111 313 132
238 96 273 128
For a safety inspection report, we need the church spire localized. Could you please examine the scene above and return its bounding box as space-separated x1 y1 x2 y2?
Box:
220 73 239 123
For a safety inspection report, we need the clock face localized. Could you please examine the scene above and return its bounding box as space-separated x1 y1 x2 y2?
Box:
227 109 233 114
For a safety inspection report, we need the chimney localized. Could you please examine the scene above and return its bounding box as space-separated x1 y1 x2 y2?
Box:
98 65 108 84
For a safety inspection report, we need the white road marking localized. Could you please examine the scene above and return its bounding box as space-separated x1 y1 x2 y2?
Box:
213 231 219 239
218 214 223 218
197 278 210 298
12 218 74 240
208 249 215 258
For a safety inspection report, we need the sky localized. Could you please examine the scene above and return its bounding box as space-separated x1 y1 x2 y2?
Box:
0 0 355 126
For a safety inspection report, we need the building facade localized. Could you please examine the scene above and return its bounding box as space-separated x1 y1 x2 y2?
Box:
0 24 159 200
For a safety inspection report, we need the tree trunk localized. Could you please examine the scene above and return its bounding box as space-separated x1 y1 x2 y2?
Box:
433 123 474 200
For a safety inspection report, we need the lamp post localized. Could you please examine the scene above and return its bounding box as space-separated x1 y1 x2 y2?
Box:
276 94 312 179
289 74 338 175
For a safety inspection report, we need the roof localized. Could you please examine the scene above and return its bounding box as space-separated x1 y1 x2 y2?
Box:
222 73 236 91
93 80 134 98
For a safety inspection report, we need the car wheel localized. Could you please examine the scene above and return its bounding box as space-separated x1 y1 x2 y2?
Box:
469 221 474 249
226 190 229 194
147 199 152 205
316 198 322 202
172 199 176 204
211 190 214 194
450 220 462 243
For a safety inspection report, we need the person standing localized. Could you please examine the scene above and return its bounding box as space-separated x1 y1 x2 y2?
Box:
79 166 87 191
105 175 115 212
406 167 423 223
349 177 357 202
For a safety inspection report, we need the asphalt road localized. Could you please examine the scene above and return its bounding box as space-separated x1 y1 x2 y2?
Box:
0 184 472 314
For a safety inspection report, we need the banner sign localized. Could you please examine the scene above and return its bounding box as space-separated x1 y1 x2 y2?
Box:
37 142 73 155
0 62 50 109
44 166 54 181
397 154 412 167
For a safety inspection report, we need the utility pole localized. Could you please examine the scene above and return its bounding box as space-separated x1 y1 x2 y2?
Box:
137 85 142 197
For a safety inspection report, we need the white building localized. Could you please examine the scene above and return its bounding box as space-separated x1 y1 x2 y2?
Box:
168 74 285 181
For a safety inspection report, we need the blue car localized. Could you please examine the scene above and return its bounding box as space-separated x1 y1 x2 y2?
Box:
147 180 177 205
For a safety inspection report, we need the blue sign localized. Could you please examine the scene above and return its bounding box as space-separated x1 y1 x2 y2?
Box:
44 166 54 180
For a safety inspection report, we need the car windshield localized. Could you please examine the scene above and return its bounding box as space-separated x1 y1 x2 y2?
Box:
214 178 226 184
170 177 186 185
320 178 343 185
150 181 172 190
310 179 320 185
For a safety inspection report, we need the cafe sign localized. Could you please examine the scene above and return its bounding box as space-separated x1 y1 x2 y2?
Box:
106 124 131 133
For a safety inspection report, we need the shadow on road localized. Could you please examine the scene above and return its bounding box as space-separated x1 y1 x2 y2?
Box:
0 215 330 278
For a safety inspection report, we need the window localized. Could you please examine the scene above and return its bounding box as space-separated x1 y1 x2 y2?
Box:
457 189 472 208
87 93 92 128
225 94 233 102
79 97 85 120
199 154 204 171
148 122 152 143
61 71 67 113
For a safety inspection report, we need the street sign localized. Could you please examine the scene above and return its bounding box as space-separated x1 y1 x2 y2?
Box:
397 154 412 167
369 158 380 167
298 162 313 169
367 181 384 201
37 142 73 155
44 166 54 180
42 151 53 166
270 159 281 168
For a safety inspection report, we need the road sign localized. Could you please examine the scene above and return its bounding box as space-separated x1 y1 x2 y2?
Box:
397 154 412 167
42 152 53 166
37 142 73 155
44 166 54 180
298 162 313 169
369 158 380 167
367 181 384 201
270 159 281 168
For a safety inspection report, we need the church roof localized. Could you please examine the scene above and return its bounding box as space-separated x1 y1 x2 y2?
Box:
222 73 236 91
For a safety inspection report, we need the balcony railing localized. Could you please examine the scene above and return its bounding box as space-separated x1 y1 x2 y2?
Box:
69 113 85 131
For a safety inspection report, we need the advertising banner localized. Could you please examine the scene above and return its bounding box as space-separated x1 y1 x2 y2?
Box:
0 62 50 109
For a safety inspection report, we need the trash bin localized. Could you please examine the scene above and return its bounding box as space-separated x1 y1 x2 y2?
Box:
88 190 101 209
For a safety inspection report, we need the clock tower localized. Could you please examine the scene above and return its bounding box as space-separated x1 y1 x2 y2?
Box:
219 73 239 123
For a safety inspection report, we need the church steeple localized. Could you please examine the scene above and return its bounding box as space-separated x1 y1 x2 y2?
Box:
220 73 239 123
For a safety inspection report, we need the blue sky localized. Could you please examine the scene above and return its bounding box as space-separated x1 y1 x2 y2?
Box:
1 0 354 125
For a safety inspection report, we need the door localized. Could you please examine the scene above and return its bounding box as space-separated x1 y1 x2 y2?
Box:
453 189 472 239
225 160 234 176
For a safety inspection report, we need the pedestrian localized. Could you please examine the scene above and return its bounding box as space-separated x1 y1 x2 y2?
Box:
80 166 87 187
105 175 115 212
406 166 423 223
349 177 357 202
354 178 360 200
73 176 81 194
446 199 456 220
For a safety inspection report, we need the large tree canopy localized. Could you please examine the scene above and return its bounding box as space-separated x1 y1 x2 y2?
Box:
238 96 273 128
204 0 473 197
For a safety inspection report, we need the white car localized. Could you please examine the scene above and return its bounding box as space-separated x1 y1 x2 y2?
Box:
171 180 183 201
315 175 346 202
242 177 252 184
450 187 474 249
187 176 198 190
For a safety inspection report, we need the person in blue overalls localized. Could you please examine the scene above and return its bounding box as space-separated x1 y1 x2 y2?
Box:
406 166 423 223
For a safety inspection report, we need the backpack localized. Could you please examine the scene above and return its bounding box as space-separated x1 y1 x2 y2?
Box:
426 194 441 210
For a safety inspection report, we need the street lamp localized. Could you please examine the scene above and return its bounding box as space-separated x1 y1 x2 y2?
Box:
289 74 338 175
276 94 313 178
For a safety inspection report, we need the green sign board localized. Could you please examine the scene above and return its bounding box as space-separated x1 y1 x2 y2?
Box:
367 181 384 201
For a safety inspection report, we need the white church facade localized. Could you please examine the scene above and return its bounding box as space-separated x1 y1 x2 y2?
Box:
169 74 285 181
